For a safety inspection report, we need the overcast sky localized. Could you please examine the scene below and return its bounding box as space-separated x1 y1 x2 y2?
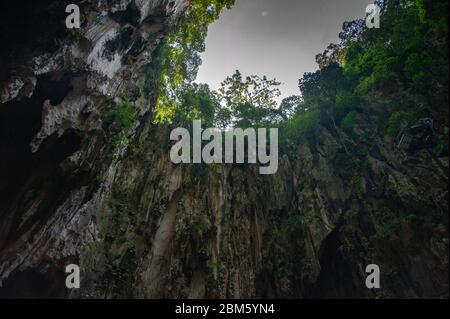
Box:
195 0 372 101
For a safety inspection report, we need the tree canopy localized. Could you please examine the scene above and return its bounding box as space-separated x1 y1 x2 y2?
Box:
144 0 448 162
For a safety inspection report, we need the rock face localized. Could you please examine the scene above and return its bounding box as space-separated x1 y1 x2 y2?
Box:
0 1 448 298
0 0 189 297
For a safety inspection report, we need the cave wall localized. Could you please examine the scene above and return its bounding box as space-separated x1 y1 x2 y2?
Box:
74 124 448 299
0 0 188 298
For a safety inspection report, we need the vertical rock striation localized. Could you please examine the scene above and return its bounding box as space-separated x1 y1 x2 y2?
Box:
0 0 189 297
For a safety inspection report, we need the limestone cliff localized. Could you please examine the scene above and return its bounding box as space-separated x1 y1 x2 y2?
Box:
0 0 189 297
0 0 448 298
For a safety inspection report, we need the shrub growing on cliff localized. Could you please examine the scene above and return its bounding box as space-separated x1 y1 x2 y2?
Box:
101 95 136 152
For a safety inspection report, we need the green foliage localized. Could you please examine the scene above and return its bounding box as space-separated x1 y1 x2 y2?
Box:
343 210 358 223
350 175 364 188
279 95 302 120
67 27 85 40
285 214 309 235
385 111 416 136
280 107 320 145
343 0 448 123
404 53 433 89
214 106 233 130
340 111 359 130
174 83 218 126
144 0 448 159
176 213 210 240
432 128 449 156
216 70 282 109
214 70 282 128
323 139 340 158
280 0 448 151
150 0 235 123
261 213 316 296
101 95 136 153
190 215 210 234
397 182 417 196
375 212 420 239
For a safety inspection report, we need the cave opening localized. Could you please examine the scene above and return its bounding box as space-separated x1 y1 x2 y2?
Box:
195 0 373 102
